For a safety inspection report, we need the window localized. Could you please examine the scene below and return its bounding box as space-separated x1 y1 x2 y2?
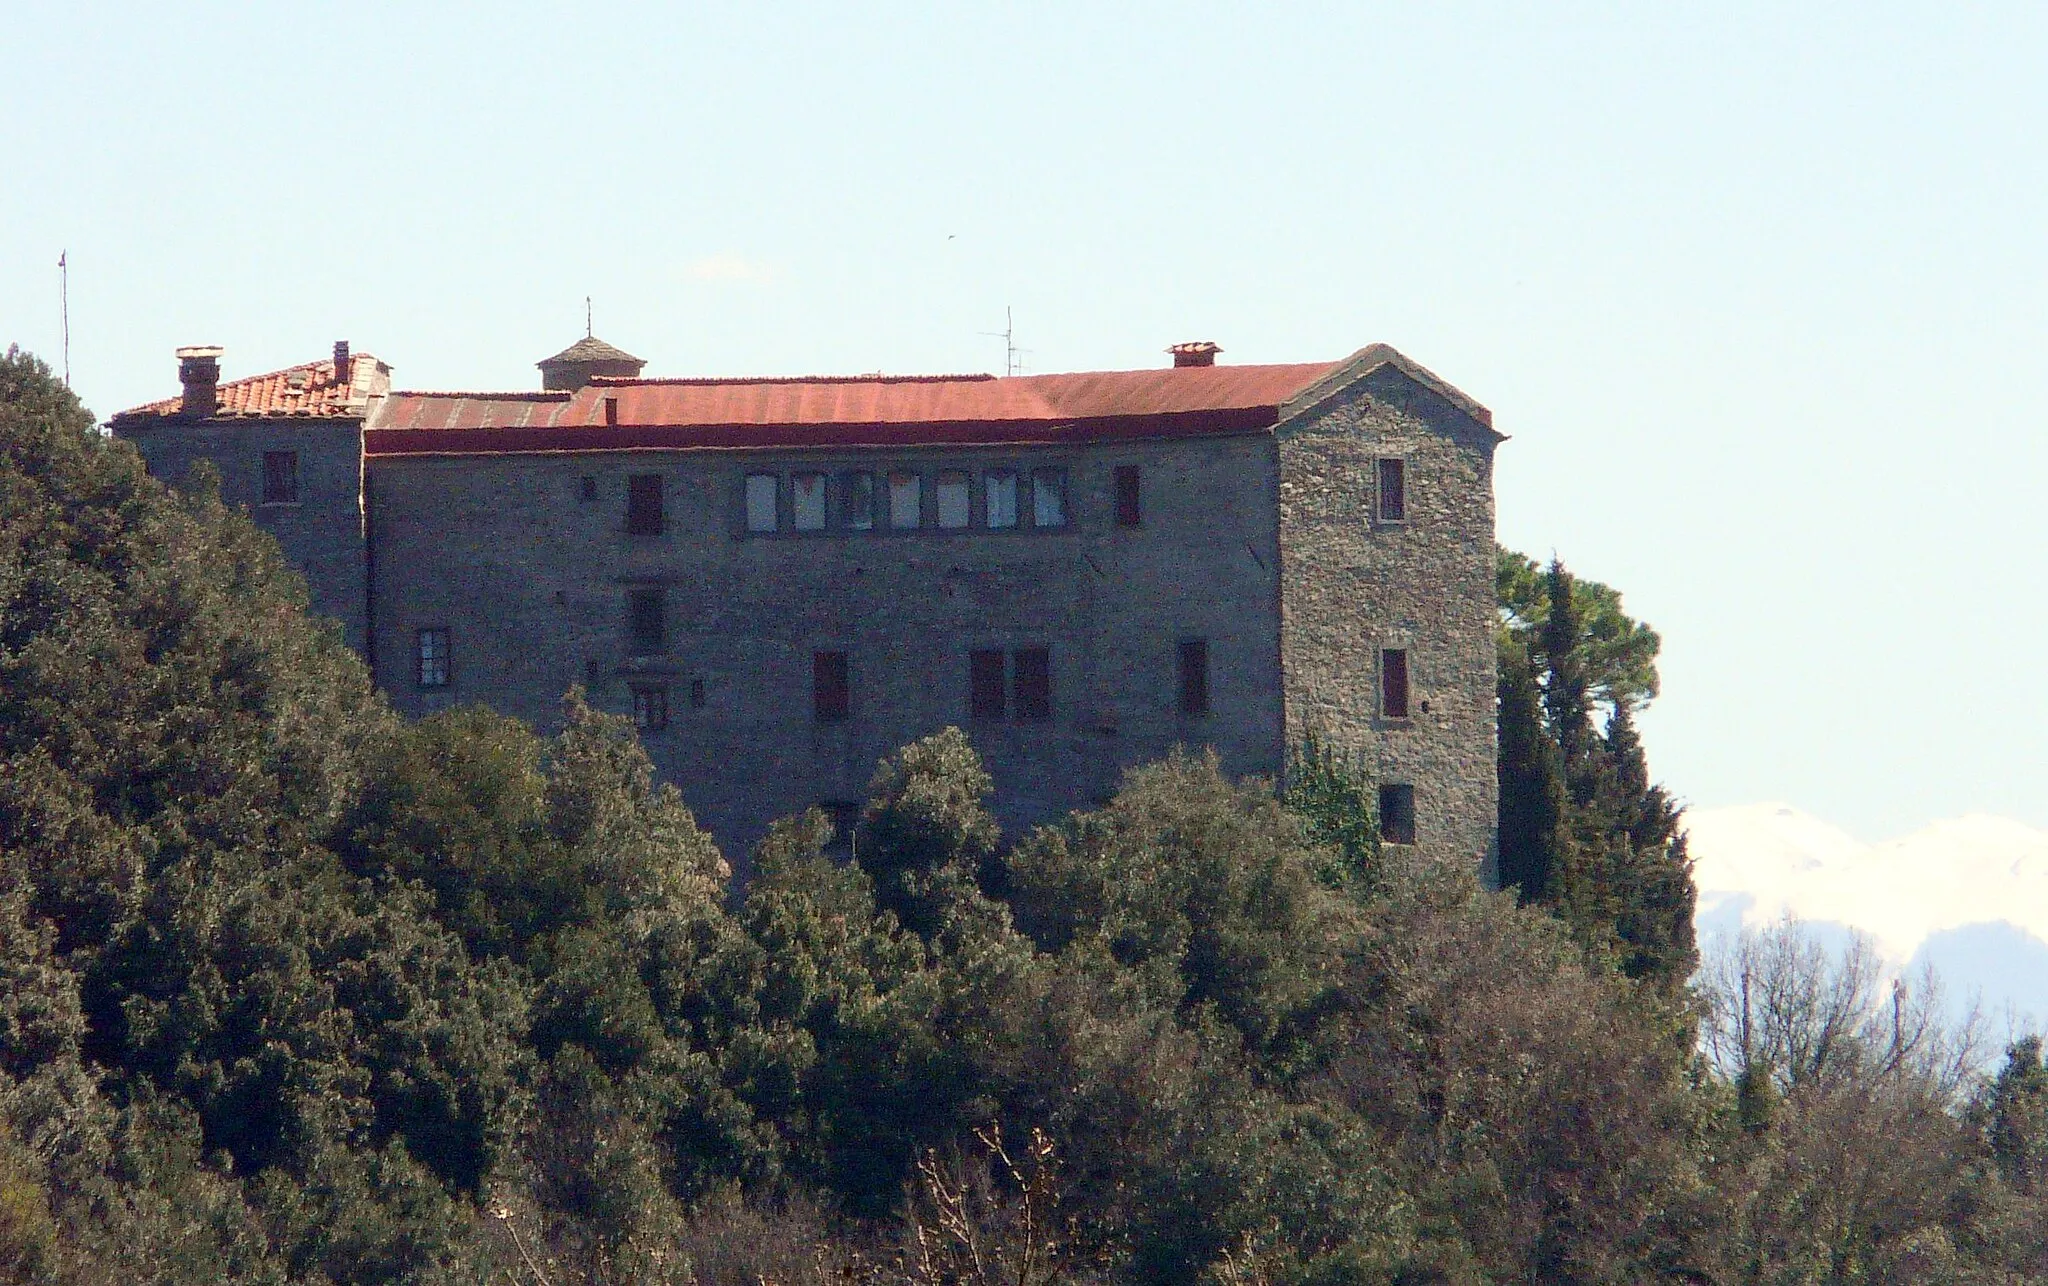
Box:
888 471 921 529
1030 468 1066 528
813 650 850 722
416 628 450 688
1378 784 1416 846
985 470 1018 529
628 587 665 655
584 657 602 688
1376 458 1406 523
936 470 971 529
1177 638 1210 716
745 473 779 533
792 472 827 531
632 685 669 732
1381 647 1411 719
969 649 1006 721
689 677 706 709
262 450 298 504
822 800 860 856
1114 465 1142 528
1013 647 1051 722
578 475 598 502
627 473 664 535
843 471 876 530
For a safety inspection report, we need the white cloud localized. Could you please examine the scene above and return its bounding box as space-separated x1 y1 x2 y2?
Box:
1688 804 2048 964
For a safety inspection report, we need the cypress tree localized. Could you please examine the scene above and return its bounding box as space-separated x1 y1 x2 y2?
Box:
1496 637 1569 903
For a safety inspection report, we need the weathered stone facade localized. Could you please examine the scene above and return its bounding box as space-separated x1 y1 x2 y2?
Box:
112 340 1502 877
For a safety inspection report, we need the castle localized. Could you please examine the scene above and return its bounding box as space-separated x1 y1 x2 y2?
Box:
110 336 1503 878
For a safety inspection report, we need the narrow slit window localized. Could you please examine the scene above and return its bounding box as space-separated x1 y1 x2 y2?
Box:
1114 465 1142 528
632 686 669 732
1378 784 1416 846
969 649 1006 721
936 470 971 528
627 473 665 535
628 587 665 655
1013 647 1051 722
262 450 299 504
985 470 1018 529
792 472 828 531
416 628 450 688
1376 458 1407 523
888 471 921 529
1030 468 1066 528
745 473 779 533
578 475 598 502
813 650 850 722
843 471 876 530
689 676 706 709
1381 647 1411 719
1177 638 1210 716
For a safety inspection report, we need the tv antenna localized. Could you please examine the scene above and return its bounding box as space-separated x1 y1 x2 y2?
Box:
58 251 70 387
981 306 1022 376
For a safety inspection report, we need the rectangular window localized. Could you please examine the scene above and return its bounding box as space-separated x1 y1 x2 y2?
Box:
578 474 598 502
969 649 1006 721
1177 638 1210 716
1030 468 1066 528
1378 784 1416 846
985 470 1018 529
888 471 921 529
262 450 299 504
792 472 827 531
1013 647 1051 722
745 473 779 533
1114 465 1142 528
843 471 876 530
689 676 706 709
1376 458 1407 523
813 650 850 722
936 470 971 529
632 686 669 732
1381 647 1411 719
416 627 450 688
822 800 860 856
627 473 664 535
628 587 665 655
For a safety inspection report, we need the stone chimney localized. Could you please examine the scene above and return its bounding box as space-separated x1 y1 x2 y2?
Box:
177 346 224 417
1168 341 1221 368
333 340 351 385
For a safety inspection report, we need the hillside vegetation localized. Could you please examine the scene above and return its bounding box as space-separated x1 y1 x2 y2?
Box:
2 345 2044 1284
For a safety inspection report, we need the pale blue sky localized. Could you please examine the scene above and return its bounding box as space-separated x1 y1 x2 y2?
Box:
5 3 2044 840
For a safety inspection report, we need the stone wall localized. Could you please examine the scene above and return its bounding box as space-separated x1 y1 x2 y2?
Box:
122 419 369 653
366 433 1286 868
1276 367 1500 878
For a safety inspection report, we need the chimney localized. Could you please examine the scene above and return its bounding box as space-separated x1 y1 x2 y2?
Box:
333 340 351 385
176 346 224 417
603 394 620 426
1168 341 1221 368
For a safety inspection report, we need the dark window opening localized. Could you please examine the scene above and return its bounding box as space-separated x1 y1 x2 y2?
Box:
1381 647 1411 719
689 677 706 709
628 587 665 655
1379 784 1416 846
1114 465 1142 528
814 650 850 722
842 471 876 530
969 649 1006 721
822 800 860 856
583 658 602 689
632 686 669 732
1177 638 1210 716
416 628 450 688
1013 647 1051 722
627 473 664 535
1376 458 1406 523
579 475 598 502
262 450 299 504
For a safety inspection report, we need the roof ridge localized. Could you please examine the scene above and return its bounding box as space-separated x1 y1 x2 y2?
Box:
390 390 573 401
589 373 999 387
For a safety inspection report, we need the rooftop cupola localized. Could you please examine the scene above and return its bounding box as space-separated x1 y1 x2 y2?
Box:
537 335 646 390
176 345 224 416
1168 341 1221 368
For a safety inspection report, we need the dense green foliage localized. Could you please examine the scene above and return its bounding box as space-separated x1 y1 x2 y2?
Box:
3 346 2044 1283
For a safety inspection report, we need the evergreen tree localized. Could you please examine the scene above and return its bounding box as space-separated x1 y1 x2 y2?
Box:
1496 636 1569 903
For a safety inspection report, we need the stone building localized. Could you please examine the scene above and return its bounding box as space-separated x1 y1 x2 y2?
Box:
110 336 1504 878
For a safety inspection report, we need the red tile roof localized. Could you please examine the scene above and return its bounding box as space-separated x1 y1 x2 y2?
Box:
364 362 1343 455
113 352 391 424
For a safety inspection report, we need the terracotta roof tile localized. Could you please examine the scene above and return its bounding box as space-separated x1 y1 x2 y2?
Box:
113 352 391 424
